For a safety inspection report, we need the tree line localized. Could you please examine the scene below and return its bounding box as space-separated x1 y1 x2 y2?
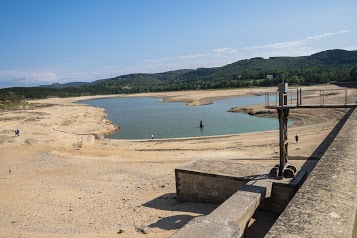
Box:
1 49 357 100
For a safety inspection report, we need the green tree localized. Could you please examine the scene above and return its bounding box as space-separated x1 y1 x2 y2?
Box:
288 75 300 85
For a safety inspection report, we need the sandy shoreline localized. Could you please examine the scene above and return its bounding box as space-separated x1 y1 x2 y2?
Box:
1 85 355 237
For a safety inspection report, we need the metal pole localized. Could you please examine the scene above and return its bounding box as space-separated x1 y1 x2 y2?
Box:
265 92 266 106
277 108 289 180
299 88 302 105
345 89 348 105
296 88 299 106
278 109 284 179
284 109 289 165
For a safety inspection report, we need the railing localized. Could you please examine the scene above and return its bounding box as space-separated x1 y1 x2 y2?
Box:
265 88 352 107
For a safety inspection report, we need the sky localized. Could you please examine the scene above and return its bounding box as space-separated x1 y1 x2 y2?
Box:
0 0 356 88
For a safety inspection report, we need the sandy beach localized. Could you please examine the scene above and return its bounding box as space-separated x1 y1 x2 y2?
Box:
0 85 354 238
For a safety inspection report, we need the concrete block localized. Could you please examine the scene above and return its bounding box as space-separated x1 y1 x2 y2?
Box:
171 180 272 238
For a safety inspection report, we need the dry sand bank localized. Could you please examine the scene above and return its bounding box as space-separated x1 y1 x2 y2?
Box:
0 85 355 237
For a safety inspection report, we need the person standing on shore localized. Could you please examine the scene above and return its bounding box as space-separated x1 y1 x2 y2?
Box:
295 135 299 143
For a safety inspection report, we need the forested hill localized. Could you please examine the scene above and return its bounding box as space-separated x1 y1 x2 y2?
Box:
1 49 357 99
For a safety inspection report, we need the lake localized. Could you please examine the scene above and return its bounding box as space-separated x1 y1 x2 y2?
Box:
79 95 288 139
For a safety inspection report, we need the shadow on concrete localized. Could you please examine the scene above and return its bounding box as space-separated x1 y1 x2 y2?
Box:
143 193 218 232
299 107 355 175
142 193 218 214
148 214 195 231
244 209 279 238
243 174 270 181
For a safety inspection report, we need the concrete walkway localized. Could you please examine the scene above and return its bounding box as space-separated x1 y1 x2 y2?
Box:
267 108 357 237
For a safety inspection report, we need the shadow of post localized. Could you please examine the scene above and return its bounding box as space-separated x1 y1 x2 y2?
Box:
143 193 218 231
148 214 195 230
299 107 355 174
142 193 218 214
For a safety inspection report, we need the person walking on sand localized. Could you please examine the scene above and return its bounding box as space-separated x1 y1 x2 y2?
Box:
295 135 299 143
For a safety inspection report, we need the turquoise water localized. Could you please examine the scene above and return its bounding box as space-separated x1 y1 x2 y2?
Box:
79 96 288 139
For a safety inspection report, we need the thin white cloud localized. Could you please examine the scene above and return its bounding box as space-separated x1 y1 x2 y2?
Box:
144 58 172 63
0 70 58 83
29 72 57 82
145 53 210 63
305 30 353 41
211 48 239 54
179 53 210 59
245 30 353 50
211 48 232 53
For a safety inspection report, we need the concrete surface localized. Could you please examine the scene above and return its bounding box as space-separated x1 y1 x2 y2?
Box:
266 108 357 238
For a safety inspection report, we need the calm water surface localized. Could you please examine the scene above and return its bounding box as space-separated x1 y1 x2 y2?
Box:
79 96 289 139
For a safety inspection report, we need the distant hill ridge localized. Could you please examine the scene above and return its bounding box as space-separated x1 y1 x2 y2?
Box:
44 49 357 88
2 49 357 99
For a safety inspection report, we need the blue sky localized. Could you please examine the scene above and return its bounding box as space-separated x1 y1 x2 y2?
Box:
0 0 356 88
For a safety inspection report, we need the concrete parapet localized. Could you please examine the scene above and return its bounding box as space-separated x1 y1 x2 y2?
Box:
175 168 247 204
266 108 357 237
171 180 272 238
175 160 307 214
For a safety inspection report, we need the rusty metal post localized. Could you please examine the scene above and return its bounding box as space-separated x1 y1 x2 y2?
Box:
276 83 289 179
283 110 289 165
277 108 289 179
